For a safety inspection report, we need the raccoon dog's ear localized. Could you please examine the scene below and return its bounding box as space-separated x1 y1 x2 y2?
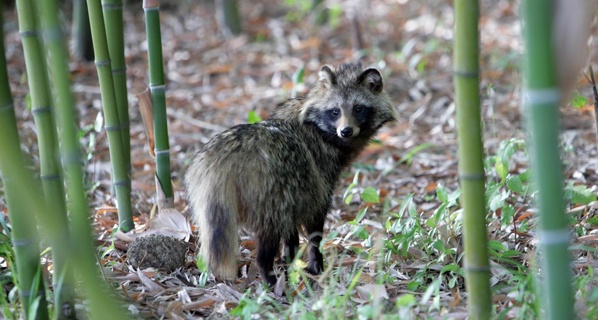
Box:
318 65 336 87
358 68 383 94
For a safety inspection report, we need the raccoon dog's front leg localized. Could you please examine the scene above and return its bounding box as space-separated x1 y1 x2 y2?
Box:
257 232 281 286
305 215 325 275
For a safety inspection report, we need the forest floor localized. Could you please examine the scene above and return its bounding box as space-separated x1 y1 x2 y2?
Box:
3 0 598 319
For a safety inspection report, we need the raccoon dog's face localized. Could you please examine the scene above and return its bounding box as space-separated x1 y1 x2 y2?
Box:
323 101 370 139
300 63 396 141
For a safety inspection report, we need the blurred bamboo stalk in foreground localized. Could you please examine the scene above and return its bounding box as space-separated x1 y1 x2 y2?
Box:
0 7 49 319
522 0 573 319
38 0 128 317
15 0 76 315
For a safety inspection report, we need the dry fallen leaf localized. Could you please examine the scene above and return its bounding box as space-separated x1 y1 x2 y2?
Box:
115 207 191 242
356 284 389 301
137 268 165 293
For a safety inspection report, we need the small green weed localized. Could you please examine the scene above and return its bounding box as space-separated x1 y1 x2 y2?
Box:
246 110 262 124
283 0 340 29
291 64 305 99
569 91 589 109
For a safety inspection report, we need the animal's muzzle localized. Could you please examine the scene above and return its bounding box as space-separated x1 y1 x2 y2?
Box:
340 127 354 138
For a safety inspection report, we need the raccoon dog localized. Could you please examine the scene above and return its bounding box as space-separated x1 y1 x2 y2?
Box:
185 63 397 286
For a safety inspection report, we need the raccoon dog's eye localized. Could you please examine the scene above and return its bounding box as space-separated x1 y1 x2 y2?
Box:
354 105 364 113
329 109 340 117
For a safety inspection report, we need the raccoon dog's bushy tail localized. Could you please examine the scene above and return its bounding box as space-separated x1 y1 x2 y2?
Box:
185 165 238 280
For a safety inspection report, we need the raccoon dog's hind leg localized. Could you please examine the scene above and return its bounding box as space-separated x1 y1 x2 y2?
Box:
256 230 282 286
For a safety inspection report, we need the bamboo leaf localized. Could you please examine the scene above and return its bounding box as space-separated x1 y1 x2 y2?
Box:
440 263 460 274
361 186 379 203
354 207 368 223
397 143 434 166
495 159 508 181
436 184 448 203
566 184 597 205
421 277 441 304
489 189 508 212
395 294 416 308
587 216 598 226
487 240 506 252
344 193 354 205
519 169 532 183
501 205 515 225
506 175 523 193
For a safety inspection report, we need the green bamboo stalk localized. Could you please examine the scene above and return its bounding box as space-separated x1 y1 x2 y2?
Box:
87 0 134 231
453 1 492 319
15 1 75 316
215 0 242 36
0 6 49 319
102 0 131 175
37 0 128 318
72 0 93 61
522 1 574 319
144 0 173 201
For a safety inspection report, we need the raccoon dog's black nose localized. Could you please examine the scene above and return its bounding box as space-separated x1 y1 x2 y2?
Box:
340 127 354 137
